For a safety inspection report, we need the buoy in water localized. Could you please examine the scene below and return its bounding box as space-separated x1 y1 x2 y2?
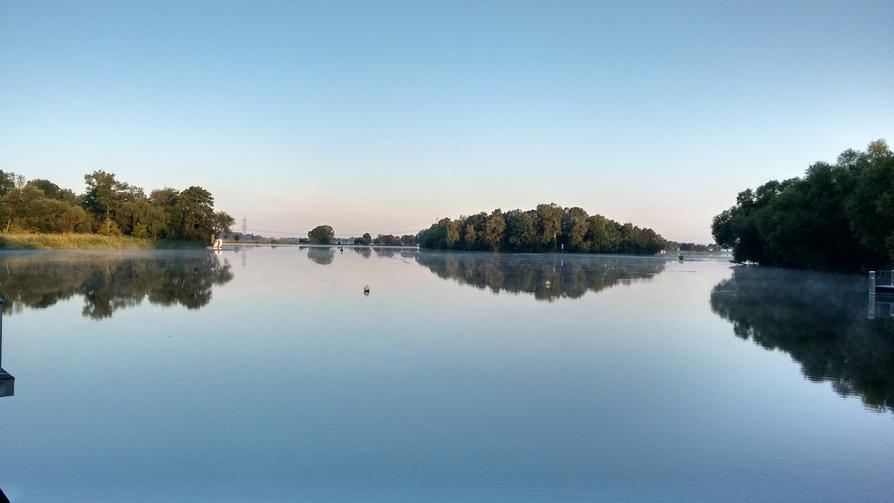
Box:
545 280 551 288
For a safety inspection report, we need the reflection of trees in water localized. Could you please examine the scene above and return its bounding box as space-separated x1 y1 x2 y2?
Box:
0 251 233 319
711 267 894 413
416 252 665 301
306 246 335 265
373 247 396 258
352 247 371 259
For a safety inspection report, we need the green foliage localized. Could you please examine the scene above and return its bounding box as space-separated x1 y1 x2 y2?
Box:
482 209 505 251
0 171 232 243
174 186 215 241
418 204 665 254
0 171 18 197
26 179 78 203
212 211 235 237
308 225 335 244
97 216 122 236
0 171 25 200
712 139 894 270
375 234 402 246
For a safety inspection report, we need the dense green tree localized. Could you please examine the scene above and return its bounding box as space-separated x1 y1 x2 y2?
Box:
462 224 477 250
505 210 538 251
25 199 90 233
482 210 506 251
0 171 18 197
82 170 144 222
0 172 231 243
561 207 589 251
308 225 335 244
536 203 564 251
844 140 894 262
585 215 621 252
26 179 78 203
212 211 235 237
1 185 44 232
174 186 215 241
375 234 402 246
445 218 460 248
713 140 894 270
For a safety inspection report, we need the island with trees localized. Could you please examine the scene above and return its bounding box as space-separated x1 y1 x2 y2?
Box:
712 140 893 271
416 203 666 254
0 170 234 249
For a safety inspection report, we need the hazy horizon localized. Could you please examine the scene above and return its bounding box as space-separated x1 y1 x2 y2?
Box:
1 1 892 242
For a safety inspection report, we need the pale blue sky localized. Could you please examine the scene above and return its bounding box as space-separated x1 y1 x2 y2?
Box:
1 1 891 242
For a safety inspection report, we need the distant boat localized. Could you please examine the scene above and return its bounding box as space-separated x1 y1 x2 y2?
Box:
209 237 223 250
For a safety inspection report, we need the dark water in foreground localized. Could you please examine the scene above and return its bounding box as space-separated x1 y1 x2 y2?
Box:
0 247 891 501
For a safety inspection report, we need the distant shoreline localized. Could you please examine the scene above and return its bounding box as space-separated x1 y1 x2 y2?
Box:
0 233 204 250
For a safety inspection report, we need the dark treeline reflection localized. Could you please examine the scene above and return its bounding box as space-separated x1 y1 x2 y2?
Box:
711 267 894 413
0 251 233 318
304 246 335 265
416 252 665 301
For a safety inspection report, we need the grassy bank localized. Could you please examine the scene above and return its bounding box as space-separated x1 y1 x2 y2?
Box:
0 233 204 250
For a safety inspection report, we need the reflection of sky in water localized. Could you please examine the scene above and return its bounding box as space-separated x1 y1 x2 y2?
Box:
0 247 891 501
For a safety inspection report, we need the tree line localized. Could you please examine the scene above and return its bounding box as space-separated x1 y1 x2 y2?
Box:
416 203 666 254
0 170 234 242
304 226 416 246
712 140 894 270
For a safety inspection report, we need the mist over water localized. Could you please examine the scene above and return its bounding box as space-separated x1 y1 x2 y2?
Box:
0 247 891 501
710 266 894 413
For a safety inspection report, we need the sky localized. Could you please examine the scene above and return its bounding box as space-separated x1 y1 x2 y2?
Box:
0 1 892 242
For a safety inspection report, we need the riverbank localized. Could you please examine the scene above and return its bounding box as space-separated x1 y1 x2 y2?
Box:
0 233 204 250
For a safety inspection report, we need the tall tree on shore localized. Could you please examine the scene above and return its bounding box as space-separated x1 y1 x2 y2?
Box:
482 210 506 251
82 171 144 222
174 186 216 241
536 203 564 251
712 139 894 270
308 225 335 244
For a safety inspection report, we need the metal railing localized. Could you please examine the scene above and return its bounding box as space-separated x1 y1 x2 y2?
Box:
870 270 894 290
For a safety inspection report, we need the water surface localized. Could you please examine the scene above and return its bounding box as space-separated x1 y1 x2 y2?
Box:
0 247 891 501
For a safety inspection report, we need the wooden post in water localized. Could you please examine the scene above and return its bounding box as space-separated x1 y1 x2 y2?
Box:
0 299 14 398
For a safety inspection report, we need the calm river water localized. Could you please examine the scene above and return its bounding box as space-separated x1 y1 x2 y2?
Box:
0 247 891 501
